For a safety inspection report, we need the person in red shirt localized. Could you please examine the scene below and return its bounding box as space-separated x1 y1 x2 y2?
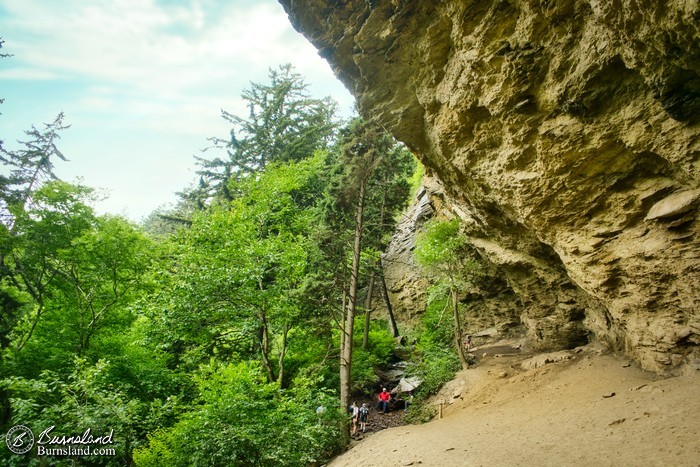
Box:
377 387 391 413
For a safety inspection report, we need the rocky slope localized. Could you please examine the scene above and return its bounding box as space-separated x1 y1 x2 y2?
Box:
279 0 700 373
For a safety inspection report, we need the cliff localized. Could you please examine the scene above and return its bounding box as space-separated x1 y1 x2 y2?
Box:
279 0 700 373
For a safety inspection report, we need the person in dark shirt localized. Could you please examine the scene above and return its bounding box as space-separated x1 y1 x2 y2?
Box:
359 403 369 432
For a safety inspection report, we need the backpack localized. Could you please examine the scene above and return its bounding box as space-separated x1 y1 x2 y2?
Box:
359 406 369 416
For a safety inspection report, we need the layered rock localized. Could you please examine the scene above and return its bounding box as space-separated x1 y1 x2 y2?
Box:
280 0 700 373
380 185 432 323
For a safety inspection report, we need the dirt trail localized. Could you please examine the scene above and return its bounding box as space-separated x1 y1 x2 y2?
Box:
330 344 700 466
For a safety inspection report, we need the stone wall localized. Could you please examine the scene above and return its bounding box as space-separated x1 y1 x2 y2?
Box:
280 0 700 373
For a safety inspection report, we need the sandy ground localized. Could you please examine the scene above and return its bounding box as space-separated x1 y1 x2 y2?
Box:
330 343 700 467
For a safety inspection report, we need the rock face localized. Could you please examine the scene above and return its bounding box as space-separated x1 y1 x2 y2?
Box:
279 0 700 373
380 185 433 323
382 175 526 341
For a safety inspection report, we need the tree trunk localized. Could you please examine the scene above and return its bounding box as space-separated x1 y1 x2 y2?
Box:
363 184 387 348
16 304 44 352
277 322 290 386
362 270 375 349
452 289 469 369
340 180 366 413
380 265 400 338
339 286 347 380
259 306 276 383
15 271 46 352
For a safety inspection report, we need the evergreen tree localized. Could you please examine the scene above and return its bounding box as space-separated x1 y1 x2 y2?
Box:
319 118 415 413
0 113 69 228
0 114 70 352
192 64 338 204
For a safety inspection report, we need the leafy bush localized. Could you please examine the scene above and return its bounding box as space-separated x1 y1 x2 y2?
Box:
407 162 424 199
1 358 143 466
413 348 460 399
402 401 436 425
366 324 396 362
133 362 342 467
401 291 462 424
420 293 455 348
350 320 396 394
402 347 459 425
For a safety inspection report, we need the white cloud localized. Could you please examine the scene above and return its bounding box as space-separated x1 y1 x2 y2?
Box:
0 67 59 80
2 0 340 96
0 0 355 220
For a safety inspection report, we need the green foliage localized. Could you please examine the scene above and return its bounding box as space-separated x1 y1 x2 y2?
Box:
403 233 472 424
414 218 480 296
0 112 170 466
414 218 480 369
144 156 326 381
0 64 418 465
1 358 142 466
5 211 154 375
365 324 396 362
99 316 186 404
412 349 460 400
407 161 424 200
402 345 460 425
349 347 379 394
406 296 462 405
0 112 69 224
321 118 414 234
315 117 415 410
283 326 336 386
133 363 342 467
350 321 396 393
415 219 465 271
421 294 457 348
139 199 197 238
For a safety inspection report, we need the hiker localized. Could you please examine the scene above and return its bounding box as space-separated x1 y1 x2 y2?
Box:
359 403 369 432
464 335 473 351
349 401 360 436
377 387 391 413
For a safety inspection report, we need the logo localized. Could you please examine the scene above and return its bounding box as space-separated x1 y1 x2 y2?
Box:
6 425 34 455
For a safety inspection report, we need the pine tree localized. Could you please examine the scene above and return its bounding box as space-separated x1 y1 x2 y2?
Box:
193 64 338 204
321 118 415 413
0 113 68 228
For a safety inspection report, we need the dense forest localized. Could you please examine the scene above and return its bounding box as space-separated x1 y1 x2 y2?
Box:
0 60 469 466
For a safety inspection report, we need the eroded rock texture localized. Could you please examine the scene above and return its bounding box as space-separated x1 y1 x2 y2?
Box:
279 0 700 373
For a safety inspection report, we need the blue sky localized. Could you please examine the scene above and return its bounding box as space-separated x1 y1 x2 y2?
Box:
0 0 355 221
